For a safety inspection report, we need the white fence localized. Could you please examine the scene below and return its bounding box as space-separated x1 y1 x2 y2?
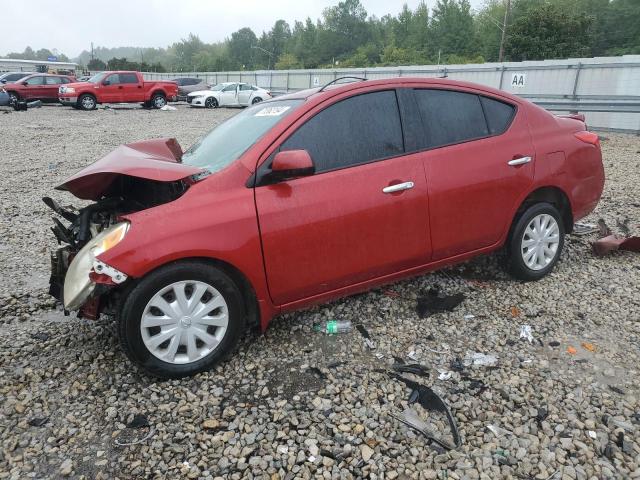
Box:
143 55 640 132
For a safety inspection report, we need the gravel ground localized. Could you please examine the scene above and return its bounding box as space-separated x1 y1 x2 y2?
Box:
0 104 639 480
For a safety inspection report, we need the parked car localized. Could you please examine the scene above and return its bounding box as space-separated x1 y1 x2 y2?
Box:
0 71 34 84
58 71 178 110
187 82 271 108
4 73 75 104
47 77 604 378
172 77 209 99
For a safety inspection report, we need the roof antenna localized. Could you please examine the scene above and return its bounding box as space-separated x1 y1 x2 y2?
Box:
318 76 367 92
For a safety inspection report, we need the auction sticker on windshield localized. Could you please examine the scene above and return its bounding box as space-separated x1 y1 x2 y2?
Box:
255 106 291 117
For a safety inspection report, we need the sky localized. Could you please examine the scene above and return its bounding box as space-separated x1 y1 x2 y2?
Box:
1 0 486 58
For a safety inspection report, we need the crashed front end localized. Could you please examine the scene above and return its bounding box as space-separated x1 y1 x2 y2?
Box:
46 137 204 319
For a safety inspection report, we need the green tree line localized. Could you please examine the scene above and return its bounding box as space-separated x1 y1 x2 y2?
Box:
7 0 640 72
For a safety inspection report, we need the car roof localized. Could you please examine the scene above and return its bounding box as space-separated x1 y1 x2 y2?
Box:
275 77 523 105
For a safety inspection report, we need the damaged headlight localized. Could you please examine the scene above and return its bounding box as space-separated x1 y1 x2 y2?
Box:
63 222 129 310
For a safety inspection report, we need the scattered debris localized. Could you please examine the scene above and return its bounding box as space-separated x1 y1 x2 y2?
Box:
597 218 611 237
160 104 177 111
549 341 560 347
407 350 419 361
519 325 534 343
127 414 149 429
573 222 599 235
438 371 453 381
416 288 465 318
463 352 498 367
588 430 597 439
593 234 640 256
510 306 521 317
356 324 376 350
609 385 626 395
326 360 346 368
30 332 50 341
388 373 461 450
450 358 464 372
567 346 577 355
392 363 430 377
28 417 49 427
314 320 352 334
487 424 511 438
581 342 596 352
535 407 549 426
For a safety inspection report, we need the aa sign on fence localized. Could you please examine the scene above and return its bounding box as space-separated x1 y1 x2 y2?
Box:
511 73 526 87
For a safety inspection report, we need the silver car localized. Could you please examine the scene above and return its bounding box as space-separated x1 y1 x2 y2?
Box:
172 77 209 99
187 82 272 108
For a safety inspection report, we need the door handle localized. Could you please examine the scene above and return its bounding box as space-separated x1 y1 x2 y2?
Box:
508 156 532 166
383 181 414 194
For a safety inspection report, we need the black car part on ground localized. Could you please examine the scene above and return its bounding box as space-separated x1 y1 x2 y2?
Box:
388 372 462 450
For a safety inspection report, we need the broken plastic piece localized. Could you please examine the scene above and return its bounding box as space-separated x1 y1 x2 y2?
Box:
28 417 49 427
438 371 453 381
160 104 177 111
356 324 376 350
487 424 511 438
510 306 521 317
416 289 465 318
573 222 599 236
463 352 498 367
592 234 640 256
581 342 596 352
588 430 597 439
388 373 461 450
127 414 150 429
519 325 534 343
392 363 430 377
567 346 577 355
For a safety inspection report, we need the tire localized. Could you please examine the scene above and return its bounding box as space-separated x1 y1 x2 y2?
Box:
151 93 166 109
204 97 218 108
8 92 18 105
506 202 565 281
117 260 246 378
251 97 263 105
78 94 96 111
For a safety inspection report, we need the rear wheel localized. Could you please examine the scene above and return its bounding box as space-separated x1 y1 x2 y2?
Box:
251 97 263 105
78 94 96 111
151 93 166 109
506 202 565 281
118 261 245 378
204 97 218 108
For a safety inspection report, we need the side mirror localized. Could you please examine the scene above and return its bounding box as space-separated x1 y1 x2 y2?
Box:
102 80 110 86
21 81 29 86
270 150 315 180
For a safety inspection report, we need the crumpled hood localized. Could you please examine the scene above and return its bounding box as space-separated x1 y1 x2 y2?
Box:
57 138 205 200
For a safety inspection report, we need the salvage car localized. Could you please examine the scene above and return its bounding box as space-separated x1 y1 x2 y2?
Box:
0 71 34 84
58 71 178 110
187 82 271 108
4 73 75 104
47 77 604 378
172 77 209 100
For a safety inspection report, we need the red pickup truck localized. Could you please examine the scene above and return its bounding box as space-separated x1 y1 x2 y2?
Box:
59 71 178 110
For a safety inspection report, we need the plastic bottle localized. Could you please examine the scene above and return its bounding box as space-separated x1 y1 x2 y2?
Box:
313 320 352 334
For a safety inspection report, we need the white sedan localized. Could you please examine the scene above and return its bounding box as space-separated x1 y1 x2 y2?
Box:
187 82 272 108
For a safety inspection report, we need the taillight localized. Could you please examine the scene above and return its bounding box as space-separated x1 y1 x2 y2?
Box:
574 131 600 148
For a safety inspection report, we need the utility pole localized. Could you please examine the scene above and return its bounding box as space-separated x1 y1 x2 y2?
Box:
498 0 511 63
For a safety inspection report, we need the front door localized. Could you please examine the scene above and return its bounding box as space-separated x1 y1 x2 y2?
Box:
100 73 123 103
412 88 535 259
22 75 47 99
219 83 238 106
255 90 432 305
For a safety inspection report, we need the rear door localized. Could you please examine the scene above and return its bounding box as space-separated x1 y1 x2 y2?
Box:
101 73 123 102
413 88 534 260
237 83 253 105
254 89 431 305
44 76 63 100
119 72 145 102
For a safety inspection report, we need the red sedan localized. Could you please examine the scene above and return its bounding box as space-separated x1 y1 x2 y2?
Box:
47 77 604 378
4 73 75 103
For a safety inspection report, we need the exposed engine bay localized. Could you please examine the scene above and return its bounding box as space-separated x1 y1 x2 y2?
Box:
45 137 203 319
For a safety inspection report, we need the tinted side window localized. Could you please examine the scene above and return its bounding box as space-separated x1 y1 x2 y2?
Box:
240 84 252 91
106 74 120 84
25 76 45 85
46 76 62 85
480 96 516 135
414 89 488 148
280 90 404 173
222 84 237 92
120 73 139 84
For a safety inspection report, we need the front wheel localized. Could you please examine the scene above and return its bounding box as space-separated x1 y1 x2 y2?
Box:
204 97 218 108
117 261 245 378
151 93 166 109
78 94 96 110
506 202 565 281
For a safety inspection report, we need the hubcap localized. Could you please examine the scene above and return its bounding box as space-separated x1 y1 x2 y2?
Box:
82 97 94 109
140 281 229 364
521 214 560 271
154 96 166 108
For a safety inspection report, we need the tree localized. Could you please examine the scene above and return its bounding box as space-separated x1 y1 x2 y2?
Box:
505 3 593 60
228 27 258 69
320 0 370 61
430 0 476 59
275 53 303 69
87 58 107 70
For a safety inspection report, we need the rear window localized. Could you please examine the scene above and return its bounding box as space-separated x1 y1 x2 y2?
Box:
46 76 63 85
414 89 488 149
480 96 516 135
120 73 139 84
